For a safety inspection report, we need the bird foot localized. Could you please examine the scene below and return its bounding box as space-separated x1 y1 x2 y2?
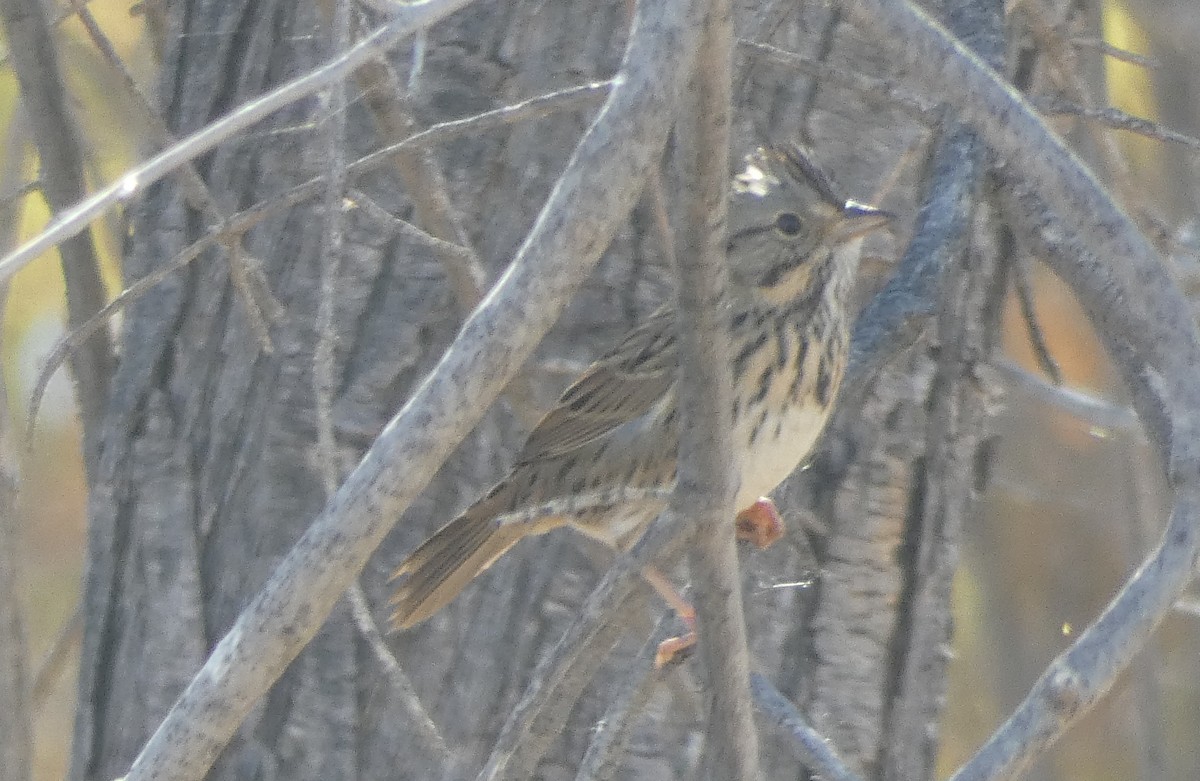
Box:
735 497 785 549
655 629 696 667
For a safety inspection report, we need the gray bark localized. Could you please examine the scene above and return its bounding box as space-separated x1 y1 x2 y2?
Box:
71 0 1003 779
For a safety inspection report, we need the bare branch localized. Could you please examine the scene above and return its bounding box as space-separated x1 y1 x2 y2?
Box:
673 0 760 777
1 0 114 467
751 673 862 781
1031 96 1200 153
479 514 688 780
119 0 702 776
844 2 1200 776
573 618 674 781
1010 252 1063 386
0 0 483 283
1068 37 1159 70
991 358 1138 435
345 587 449 765
0 281 31 781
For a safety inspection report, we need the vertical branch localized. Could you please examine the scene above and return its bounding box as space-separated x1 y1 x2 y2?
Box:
0 285 31 781
879 1 1005 777
316 0 351 493
673 0 759 778
0 0 114 472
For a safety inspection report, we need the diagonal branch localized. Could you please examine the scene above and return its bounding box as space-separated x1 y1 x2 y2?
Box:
0 0 482 284
118 0 703 778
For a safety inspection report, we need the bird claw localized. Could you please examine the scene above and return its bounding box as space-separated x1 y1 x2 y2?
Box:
655 631 696 667
735 497 785 549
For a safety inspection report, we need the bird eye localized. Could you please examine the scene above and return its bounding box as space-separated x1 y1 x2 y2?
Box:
774 212 803 237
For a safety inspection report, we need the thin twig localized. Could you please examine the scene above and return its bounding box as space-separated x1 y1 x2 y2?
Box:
750 673 863 781
478 513 689 780
0 0 482 282
1031 96 1200 153
66 0 278 351
737 40 939 121
25 76 598 434
1010 252 1063 385
315 0 352 498
2 0 115 470
573 617 675 781
120 0 701 776
1068 37 1159 69
990 358 1138 434
346 586 450 764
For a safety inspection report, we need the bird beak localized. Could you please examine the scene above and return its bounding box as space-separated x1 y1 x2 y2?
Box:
831 200 893 244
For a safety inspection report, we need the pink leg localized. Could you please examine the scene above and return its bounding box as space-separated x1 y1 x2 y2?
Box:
641 566 697 667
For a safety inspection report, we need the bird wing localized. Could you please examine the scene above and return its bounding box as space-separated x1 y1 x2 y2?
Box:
517 306 678 463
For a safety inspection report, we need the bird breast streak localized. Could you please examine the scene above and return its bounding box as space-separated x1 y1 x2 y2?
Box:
734 401 829 508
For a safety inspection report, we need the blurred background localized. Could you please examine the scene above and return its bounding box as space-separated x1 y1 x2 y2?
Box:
2 1 1198 779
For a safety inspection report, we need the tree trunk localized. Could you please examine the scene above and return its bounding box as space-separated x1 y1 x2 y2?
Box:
71 1 996 778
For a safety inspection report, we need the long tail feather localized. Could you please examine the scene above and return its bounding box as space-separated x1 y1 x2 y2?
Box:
387 496 524 630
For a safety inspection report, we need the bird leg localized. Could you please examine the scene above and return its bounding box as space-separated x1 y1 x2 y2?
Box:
641 499 785 666
640 566 697 667
735 496 785 549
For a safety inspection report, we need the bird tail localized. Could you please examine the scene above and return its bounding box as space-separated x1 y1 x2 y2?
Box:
386 488 525 631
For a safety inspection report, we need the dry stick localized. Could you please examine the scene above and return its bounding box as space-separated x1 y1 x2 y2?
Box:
315 0 352 497
0 280 32 781
1010 252 1063 386
990 358 1138 435
26 81 607 434
846 1 1200 777
26 184 307 438
1068 37 1159 69
350 191 478 268
750 674 862 781
0 180 42 207
0 0 482 283
65 0 276 350
1019 1 1147 218
64 0 219 215
119 0 700 776
319 1 546 429
478 514 689 781
1 0 114 470
572 618 675 781
736 40 939 122
345 586 450 764
30 603 83 709
673 0 760 778
1031 97 1200 153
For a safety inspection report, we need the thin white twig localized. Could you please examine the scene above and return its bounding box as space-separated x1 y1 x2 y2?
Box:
0 0 480 283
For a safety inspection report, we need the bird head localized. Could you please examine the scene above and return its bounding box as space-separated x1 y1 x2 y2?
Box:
726 144 891 307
